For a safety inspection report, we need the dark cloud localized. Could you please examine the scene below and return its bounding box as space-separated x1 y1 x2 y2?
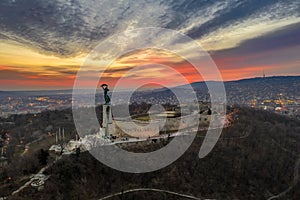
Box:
212 22 300 57
105 66 135 74
0 69 32 80
186 0 282 38
0 0 299 58
42 66 78 75
0 68 58 80
210 22 300 72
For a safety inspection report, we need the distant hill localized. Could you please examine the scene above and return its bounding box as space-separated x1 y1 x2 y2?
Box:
189 75 300 91
143 76 300 103
231 75 300 83
133 75 300 92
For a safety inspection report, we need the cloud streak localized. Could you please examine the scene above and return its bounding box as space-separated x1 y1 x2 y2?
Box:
1 0 299 56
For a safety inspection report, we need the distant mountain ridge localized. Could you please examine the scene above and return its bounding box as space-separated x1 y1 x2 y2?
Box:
173 75 300 92
190 75 300 87
138 76 300 106
0 76 300 95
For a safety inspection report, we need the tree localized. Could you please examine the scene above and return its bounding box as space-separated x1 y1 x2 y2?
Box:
38 149 49 165
208 108 212 115
75 147 81 158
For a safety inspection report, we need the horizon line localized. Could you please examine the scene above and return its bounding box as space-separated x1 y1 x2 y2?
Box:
1 75 299 92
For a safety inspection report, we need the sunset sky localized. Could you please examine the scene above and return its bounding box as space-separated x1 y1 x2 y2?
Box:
0 0 300 90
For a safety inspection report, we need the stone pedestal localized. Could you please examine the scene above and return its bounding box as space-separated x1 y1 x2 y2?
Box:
103 104 114 138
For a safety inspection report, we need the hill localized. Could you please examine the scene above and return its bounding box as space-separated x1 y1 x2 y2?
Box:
178 75 300 94
8 106 300 200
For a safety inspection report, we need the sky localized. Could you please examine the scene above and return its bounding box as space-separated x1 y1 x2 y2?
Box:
0 0 300 90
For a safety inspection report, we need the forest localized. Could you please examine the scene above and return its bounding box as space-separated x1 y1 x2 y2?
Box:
1 106 300 199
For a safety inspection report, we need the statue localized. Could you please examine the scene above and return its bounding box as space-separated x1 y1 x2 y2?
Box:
100 84 110 104
100 84 113 138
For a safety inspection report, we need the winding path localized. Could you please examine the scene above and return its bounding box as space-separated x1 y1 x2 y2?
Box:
98 188 201 200
10 155 62 196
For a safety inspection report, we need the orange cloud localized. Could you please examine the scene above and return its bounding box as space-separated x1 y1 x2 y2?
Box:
1 43 299 90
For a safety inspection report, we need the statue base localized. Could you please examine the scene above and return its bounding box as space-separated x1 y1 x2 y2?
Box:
103 104 114 138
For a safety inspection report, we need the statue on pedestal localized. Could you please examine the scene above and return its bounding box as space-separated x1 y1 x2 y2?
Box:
100 84 112 138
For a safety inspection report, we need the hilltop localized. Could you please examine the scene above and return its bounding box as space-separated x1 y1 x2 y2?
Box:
4 106 299 199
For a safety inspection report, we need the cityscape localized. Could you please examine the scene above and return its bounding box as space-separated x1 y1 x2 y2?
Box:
1 0 300 199
1 76 299 119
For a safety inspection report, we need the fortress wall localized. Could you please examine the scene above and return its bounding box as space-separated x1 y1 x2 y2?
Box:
112 113 213 136
114 120 160 138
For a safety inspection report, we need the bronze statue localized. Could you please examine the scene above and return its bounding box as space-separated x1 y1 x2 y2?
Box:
101 84 110 104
